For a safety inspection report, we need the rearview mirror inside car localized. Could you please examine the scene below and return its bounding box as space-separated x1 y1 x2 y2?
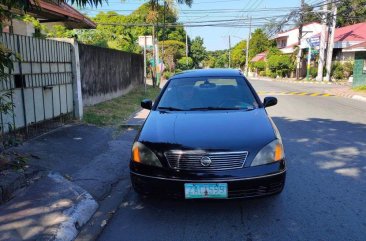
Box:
141 99 153 110
263 97 278 108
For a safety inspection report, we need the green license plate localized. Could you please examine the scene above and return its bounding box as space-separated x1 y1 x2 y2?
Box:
184 183 228 199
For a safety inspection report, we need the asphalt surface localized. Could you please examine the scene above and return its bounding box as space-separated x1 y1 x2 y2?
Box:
98 80 366 241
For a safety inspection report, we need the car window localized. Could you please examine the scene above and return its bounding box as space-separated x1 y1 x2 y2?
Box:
157 77 259 111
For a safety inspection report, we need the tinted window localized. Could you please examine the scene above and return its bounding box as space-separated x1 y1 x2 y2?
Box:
157 77 258 111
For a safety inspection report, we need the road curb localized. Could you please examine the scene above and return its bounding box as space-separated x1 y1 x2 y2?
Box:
49 173 99 241
0 172 98 241
249 77 350 86
352 95 366 102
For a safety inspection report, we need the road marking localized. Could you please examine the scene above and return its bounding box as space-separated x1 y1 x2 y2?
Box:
258 91 335 97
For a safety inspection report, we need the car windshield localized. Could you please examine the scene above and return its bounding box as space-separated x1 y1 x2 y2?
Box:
157 77 259 111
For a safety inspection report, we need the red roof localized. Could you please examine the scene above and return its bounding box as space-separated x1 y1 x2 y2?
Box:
251 52 267 62
31 0 96 28
334 22 366 42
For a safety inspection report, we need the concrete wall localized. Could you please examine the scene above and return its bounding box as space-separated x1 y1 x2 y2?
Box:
2 19 35 36
78 44 144 106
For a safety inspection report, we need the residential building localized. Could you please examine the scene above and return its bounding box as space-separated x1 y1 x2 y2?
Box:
273 22 322 54
2 0 96 36
333 22 366 62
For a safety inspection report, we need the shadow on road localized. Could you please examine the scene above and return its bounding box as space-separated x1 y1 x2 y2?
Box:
272 117 366 181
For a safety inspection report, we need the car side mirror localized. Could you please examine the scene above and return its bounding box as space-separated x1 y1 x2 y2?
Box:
263 97 277 108
141 99 152 110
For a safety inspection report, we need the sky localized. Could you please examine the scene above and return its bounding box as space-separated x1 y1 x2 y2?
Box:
79 0 320 51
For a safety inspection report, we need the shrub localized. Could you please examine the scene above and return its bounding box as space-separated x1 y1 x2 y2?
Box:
254 60 266 71
331 62 345 80
177 57 194 71
163 71 173 79
309 67 317 79
343 61 354 78
259 70 266 76
267 54 294 78
267 71 277 78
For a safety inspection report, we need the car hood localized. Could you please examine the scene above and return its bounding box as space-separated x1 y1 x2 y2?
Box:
138 109 276 153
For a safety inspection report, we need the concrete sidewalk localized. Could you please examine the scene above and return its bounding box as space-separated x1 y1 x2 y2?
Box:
250 77 366 102
0 124 138 241
325 85 366 102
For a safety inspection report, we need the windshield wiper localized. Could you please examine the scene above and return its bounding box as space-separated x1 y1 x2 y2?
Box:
189 107 243 111
158 106 185 111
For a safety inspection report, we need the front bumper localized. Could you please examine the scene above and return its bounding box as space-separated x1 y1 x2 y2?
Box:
130 162 286 199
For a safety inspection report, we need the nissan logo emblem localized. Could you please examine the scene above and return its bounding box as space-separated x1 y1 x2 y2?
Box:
200 156 212 167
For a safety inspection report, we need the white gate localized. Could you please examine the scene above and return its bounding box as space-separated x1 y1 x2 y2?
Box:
0 33 74 141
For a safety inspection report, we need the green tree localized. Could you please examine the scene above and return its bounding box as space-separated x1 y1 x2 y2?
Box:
249 29 274 59
253 60 266 72
215 53 228 68
231 40 247 68
294 3 321 26
337 0 366 26
203 55 216 68
190 36 207 67
177 57 194 70
159 40 185 72
267 54 294 77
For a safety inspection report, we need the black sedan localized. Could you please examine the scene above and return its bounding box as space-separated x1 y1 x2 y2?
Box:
130 69 286 199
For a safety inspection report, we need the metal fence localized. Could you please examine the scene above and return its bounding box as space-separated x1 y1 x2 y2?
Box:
0 33 74 145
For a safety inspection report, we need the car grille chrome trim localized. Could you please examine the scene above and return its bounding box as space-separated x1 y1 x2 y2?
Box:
164 150 249 171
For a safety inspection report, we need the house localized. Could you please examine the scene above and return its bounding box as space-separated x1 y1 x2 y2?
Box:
251 51 267 63
273 22 322 54
343 41 366 87
302 22 366 63
333 22 366 62
2 0 96 36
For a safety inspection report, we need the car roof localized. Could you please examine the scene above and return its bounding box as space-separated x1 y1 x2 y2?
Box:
171 69 244 79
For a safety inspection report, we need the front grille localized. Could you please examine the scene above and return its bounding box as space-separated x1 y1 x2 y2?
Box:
228 182 284 198
164 151 248 171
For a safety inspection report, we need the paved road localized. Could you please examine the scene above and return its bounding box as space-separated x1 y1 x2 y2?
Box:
98 80 366 241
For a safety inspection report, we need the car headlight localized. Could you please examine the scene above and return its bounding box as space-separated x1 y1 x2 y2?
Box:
251 139 284 166
132 142 162 167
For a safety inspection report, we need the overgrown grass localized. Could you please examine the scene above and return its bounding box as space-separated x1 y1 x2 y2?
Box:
352 85 366 93
83 86 161 126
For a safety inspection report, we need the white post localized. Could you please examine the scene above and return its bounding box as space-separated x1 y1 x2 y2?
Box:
325 1 337 82
316 2 328 81
53 38 83 120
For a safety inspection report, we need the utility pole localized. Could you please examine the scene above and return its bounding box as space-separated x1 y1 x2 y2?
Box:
325 0 337 82
316 1 329 81
245 16 252 76
228 35 231 68
296 0 305 80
